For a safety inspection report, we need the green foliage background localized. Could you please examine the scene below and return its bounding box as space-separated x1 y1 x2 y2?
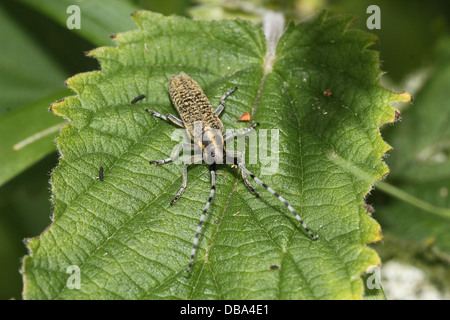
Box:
0 0 449 299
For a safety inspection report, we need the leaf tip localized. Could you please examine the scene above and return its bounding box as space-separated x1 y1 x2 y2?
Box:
130 9 164 27
50 98 65 114
398 90 413 102
394 110 402 122
84 48 101 58
374 224 383 242
130 9 146 18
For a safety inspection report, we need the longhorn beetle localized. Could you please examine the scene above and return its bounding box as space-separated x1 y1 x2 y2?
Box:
143 72 318 272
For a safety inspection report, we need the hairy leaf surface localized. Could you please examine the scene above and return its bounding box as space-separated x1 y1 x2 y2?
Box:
23 11 404 300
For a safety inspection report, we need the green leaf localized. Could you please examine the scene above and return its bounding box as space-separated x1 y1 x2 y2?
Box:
0 3 70 185
23 11 405 300
0 90 69 186
0 153 59 300
376 37 450 256
18 0 139 47
0 0 138 185
328 0 450 83
0 3 67 115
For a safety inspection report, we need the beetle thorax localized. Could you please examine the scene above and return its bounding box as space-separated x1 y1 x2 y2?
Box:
200 128 227 165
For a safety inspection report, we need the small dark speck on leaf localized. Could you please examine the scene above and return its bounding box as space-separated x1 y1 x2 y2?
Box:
131 94 146 104
97 166 104 181
269 265 280 270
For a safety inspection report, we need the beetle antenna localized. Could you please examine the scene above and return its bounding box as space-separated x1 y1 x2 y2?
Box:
237 162 318 240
